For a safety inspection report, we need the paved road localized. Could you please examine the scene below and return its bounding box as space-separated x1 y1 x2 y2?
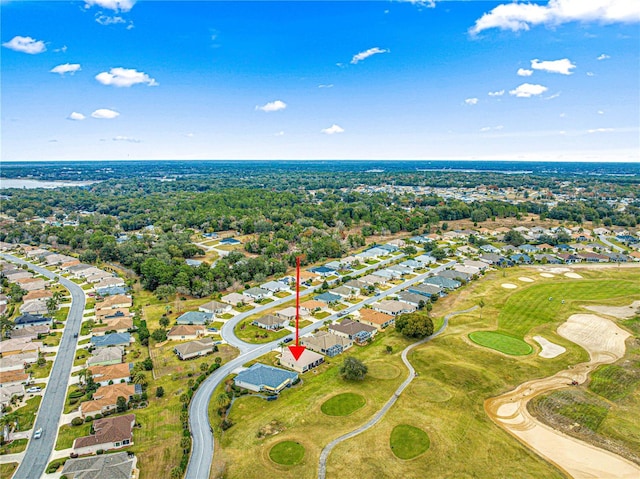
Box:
185 257 456 479
317 305 478 479
598 234 625 253
1 254 85 479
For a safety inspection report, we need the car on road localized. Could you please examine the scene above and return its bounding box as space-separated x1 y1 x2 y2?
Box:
73 333 78 338
283 337 293 343
33 428 43 439
337 312 346 317
26 387 41 393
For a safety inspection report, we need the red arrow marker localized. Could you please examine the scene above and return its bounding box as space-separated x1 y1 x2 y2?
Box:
288 256 306 361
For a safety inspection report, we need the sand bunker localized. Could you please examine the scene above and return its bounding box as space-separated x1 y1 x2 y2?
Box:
564 272 583 279
585 300 640 320
518 277 534 283
540 273 555 278
533 336 566 359
501 283 517 289
486 312 639 479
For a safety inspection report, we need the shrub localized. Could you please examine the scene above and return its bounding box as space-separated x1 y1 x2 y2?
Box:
96 449 104 455
155 386 165 398
71 417 84 426
94 413 103 419
85 416 93 422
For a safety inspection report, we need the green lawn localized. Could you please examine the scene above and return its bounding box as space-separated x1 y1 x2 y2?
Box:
5 396 42 431
0 463 17 479
54 307 69 322
0 438 28 455
218 313 234 320
269 441 305 465
73 349 90 367
234 319 290 344
313 311 331 320
468 331 533 356
28 359 53 379
321 393 366 416
233 304 255 313
274 291 291 299
42 332 62 347
389 425 430 459
55 422 92 450
589 364 640 401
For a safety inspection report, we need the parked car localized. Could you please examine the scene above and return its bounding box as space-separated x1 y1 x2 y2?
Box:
33 428 43 439
26 387 41 394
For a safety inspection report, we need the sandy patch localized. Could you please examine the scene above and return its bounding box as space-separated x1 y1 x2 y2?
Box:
518 277 534 283
501 283 517 289
533 336 566 359
540 273 555 278
485 312 639 479
564 272 583 279
584 300 640 320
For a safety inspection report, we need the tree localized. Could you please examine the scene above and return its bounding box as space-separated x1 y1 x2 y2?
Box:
159 315 170 328
479 299 485 319
46 297 59 317
116 396 128 413
504 229 526 247
200 362 209 372
151 328 167 342
155 386 165 398
132 371 148 387
339 357 368 381
395 312 434 339
385 345 393 354
216 393 230 409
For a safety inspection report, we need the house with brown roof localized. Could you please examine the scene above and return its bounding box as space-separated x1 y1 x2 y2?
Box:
9 324 50 341
19 299 49 316
372 300 417 316
92 316 134 336
299 300 324 312
0 352 39 373
95 307 132 321
221 292 250 306
301 331 352 357
95 277 126 290
15 277 47 291
73 414 136 455
358 309 395 330
4 270 33 282
199 300 232 315
95 295 133 312
80 383 139 418
278 348 324 373
173 337 214 360
0 370 30 388
22 289 53 303
88 363 132 387
167 325 205 341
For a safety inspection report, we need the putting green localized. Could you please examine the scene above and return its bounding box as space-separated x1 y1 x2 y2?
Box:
390 424 430 459
367 360 402 380
321 393 366 416
269 441 305 465
469 331 532 356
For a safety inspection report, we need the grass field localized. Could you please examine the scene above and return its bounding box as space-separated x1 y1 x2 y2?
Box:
6 396 42 432
320 393 366 416
234 318 290 344
389 425 430 459
56 423 92 450
589 364 640 401
269 441 305 465
0 438 27 455
468 331 533 356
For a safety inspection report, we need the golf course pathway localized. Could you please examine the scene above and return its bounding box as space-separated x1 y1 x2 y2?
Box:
317 305 478 479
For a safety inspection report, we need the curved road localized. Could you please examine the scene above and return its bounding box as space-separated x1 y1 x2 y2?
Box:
317 305 478 479
598 234 625 253
185 258 455 479
1 254 85 479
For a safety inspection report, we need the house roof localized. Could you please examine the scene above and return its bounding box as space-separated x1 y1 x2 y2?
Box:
95 286 128 297
329 319 376 336
199 300 229 312
343 279 368 290
88 347 123 366
235 363 298 390
81 383 137 415
253 314 286 327
93 317 134 334
174 337 213 357
0 370 30 385
221 292 249 304
410 283 443 295
14 314 50 326
396 291 427 305
176 311 214 324
23 290 53 302
276 306 297 318
95 295 133 310
330 286 353 296
9 324 50 339
74 414 135 450
299 300 325 310
374 300 415 314
279 347 324 367
96 308 132 320
301 331 351 351
359 309 394 325
168 325 205 337
91 333 131 348
314 292 341 303
61 451 135 479
0 337 42 354
89 363 132 383
244 287 269 296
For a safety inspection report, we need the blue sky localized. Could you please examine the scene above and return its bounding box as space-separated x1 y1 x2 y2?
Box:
1 0 639 161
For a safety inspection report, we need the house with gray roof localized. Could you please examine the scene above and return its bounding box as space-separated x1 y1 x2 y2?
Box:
198 300 232 315
343 279 368 294
329 286 355 298
261 280 290 293
329 319 377 344
252 314 288 331
314 292 342 304
439 269 471 282
423 275 461 290
399 259 421 270
301 331 352 357
87 347 123 367
91 332 131 350
414 254 436 265
243 287 271 300
176 311 214 325
60 451 136 479
396 291 427 307
234 363 298 394
480 244 501 254
174 337 214 360
408 283 444 298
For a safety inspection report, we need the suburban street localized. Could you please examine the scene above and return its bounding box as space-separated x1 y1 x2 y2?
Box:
598 234 625 253
186 258 454 479
1 254 86 479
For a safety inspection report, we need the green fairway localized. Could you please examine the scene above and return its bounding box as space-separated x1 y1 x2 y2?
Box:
468 331 533 356
321 393 366 416
269 441 305 465
390 425 430 459
589 365 640 401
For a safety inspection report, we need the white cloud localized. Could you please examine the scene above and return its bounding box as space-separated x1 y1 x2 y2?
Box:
546 92 561 100
531 58 576 75
50 63 81 75
68 112 86 121
84 0 135 12
351 47 389 64
586 71 595 76
471 0 640 35
95 14 126 25
185 133 195 138
597 110 605 115
91 108 120 119
321 124 345 135
465 98 479 105
95 67 158 87
480 125 504 132
256 100 287 112
2 36 46 54
318 84 334 89
479 127 491 132
587 127 615 133
597 53 610 60
488 90 505 96
113 135 140 142
517 68 533 77
54 46 68 53
275 131 285 137
509 83 548 98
